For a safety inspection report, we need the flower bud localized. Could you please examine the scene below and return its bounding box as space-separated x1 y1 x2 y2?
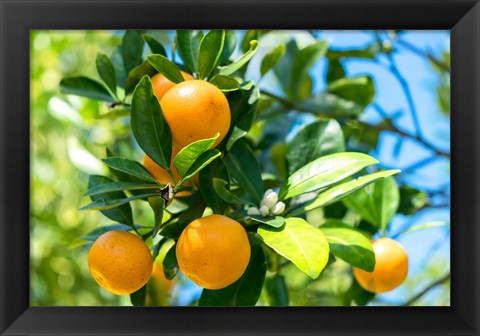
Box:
272 202 286 215
263 192 278 210
259 205 270 217
247 207 260 216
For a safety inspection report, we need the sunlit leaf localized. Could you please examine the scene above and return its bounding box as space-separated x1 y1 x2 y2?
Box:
101 157 157 183
147 54 184 84
218 40 258 77
60 77 113 101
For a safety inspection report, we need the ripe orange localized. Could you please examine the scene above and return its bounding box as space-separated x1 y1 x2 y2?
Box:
160 80 231 149
143 147 198 197
176 214 251 290
88 230 153 295
353 237 408 294
151 71 194 101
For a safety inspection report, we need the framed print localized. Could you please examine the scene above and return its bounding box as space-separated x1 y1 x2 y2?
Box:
0 0 479 335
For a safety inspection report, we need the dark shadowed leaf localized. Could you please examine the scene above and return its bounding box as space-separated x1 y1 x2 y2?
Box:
199 159 229 214
96 53 117 96
143 34 167 56
209 75 240 92
60 77 113 101
260 44 286 76
327 76 375 107
287 119 345 175
131 76 172 171
160 198 206 239
122 30 145 73
124 61 157 95
212 178 254 205
265 274 289 306
218 30 237 65
149 196 165 237
326 58 345 83
80 193 158 211
176 30 203 74
130 285 147 306
101 157 157 183
198 30 225 79
87 175 133 225
162 244 179 280
299 92 364 116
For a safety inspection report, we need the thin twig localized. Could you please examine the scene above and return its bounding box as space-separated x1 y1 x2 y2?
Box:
401 272 450 306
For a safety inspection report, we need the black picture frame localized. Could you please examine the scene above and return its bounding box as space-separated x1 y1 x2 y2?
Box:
1 0 479 335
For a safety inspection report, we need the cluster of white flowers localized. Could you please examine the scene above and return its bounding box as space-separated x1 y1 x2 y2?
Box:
247 189 286 217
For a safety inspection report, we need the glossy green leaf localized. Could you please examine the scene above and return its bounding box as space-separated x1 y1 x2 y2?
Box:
260 44 286 76
173 133 219 177
60 77 113 101
209 75 240 92
327 76 375 107
212 178 253 205
287 119 345 175
327 43 380 60
223 139 263 203
131 76 172 171
84 181 159 196
265 274 289 306
78 223 136 242
198 160 229 214
177 149 221 186
176 30 203 74
299 92 364 116
101 157 157 183
198 30 225 79
218 30 237 65
198 240 266 306
291 41 328 99
124 61 157 95
326 59 345 83
96 53 117 96
96 108 130 120
121 30 145 73
218 40 258 77
88 175 133 225
147 54 184 84
130 285 147 306
142 34 167 56
279 152 378 200
372 177 400 232
80 193 158 211
258 218 330 279
305 170 401 211
273 40 297 95
319 220 375 271
162 244 179 280
149 196 165 237
247 216 285 228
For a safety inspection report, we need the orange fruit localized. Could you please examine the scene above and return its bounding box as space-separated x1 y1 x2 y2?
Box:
142 147 198 197
160 80 231 149
353 237 408 294
151 71 194 101
176 214 251 290
87 230 153 295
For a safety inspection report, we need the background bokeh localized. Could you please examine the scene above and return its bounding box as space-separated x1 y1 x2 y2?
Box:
30 30 450 306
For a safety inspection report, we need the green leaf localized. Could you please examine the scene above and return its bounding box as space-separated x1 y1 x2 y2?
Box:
80 193 158 211
131 76 172 171
398 186 428 215
319 220 375 271
160 198 206 239
162 244 179 280
173 133 219 177
149 196 165 237
84 181 159 196
176 30 203 74
218 40 258 77
291 41 328 99
78 223 136 242
287 119 345 175
147 54 184 84
218 30 237 65
96 53 117 96
212 178 253 206
177 149 221 186
247 216 285 228
223 139 263 203
299 92 364 117
260 44 286 76
88 175 133 225
209 75 240 92
305 170 401 211
258 218 330 279
124 61 157 95
326 59 345 83
142 34 167 56
96 108 130 120
198 160 229 214
327 76 375 107
101 157 157 183
273 40 297 95
60 77 113 101
279 152 378 200
198 30 225 79
265 274 289 306
198 240 266 306
327 43 380 60
122 30 145 73
130 285 147 306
